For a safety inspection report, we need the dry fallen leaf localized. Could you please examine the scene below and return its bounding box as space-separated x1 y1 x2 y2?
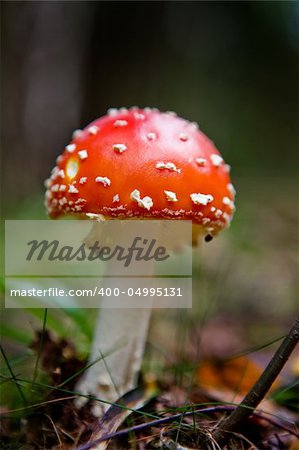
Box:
197 355 280 395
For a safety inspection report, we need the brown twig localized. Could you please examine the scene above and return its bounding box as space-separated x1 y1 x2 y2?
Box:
212 317 299 445
76 405 298 450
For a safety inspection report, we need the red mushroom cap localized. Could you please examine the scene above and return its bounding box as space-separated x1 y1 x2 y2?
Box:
45 107 236 237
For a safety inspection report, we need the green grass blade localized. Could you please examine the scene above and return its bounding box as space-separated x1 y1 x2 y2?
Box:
32 308 48 383
0 345 27 405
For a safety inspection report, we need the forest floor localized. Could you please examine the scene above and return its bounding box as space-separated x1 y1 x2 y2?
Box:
1 325 298 450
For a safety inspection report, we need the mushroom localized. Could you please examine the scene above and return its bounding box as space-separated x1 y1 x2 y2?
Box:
45 107 236 415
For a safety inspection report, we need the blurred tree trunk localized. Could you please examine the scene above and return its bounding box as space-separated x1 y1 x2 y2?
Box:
2 1 94 207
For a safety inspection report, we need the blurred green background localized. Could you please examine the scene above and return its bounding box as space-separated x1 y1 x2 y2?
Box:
1 1 298 394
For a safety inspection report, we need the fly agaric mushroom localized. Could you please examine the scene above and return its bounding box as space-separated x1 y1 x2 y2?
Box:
45 107 236 415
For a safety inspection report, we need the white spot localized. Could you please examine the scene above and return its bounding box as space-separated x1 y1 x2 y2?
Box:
113 120 128 127
156 161 181 173
68 184 79 194
86 213 105 221
202 218 211 225
59 197 67 206
225 164 231 173
113 194 120 203
222 196 231 205
223 197 235 212
107 108 118 116
147 132 156 141
130 190 140 201
78 150 88 160
51 184 60 192
210 206 216 212
161 208 187 217
44 179 51 188
195 158 207 167
88 125 99 135
140 196 153 210
45 190 52 201
215 209 223 218
143 107 152 113
66 144 76 153
56 155 63 164
76 198 86 204
66 159 79 179
211 154 223 167
57 169 65 178
95 176 111 187
113 144 127 153
59 184 67 192
164 190 178 202
50 167 59 179
190 193 214 205
130 189 153 210
222 212 231 223
72 129 83 139
190 122 199 130
120 107 128 114
79 177 87 185
166 111 177 116
227 183 236 197
179 133 188 142
134 112 145 120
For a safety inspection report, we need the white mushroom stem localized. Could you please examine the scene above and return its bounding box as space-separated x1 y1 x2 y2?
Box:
76 304 151 416
75 221 205 417
75 223 152 417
